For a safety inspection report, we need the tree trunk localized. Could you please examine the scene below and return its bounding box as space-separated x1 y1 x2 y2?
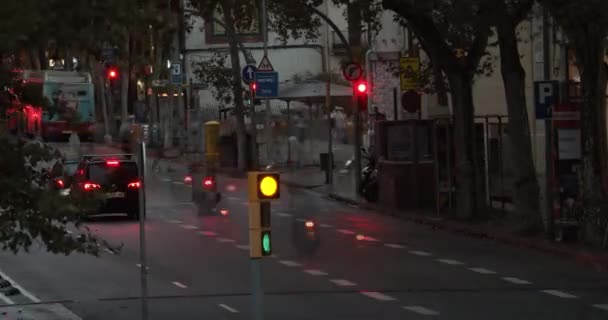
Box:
447 71 482 219
496 15 542 229
575 33 608 202
222 0 248 171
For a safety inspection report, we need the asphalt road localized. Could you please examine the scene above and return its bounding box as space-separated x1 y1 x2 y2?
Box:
0 144 607 319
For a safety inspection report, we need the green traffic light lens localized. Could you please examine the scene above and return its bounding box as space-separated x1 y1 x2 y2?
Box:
262 232 271 255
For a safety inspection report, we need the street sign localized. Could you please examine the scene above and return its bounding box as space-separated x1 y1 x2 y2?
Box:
342 62 363 82
534 81 559 119
400 57 420 91
242 65 257 84
257 56 274 71
254 72 279 98
171 63 182 85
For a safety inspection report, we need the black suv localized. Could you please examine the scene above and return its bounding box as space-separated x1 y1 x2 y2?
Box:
72 154 141 219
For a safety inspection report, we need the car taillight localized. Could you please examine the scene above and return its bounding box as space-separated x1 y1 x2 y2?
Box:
83 182 101 191
305 220 315 229
127 181 141 189
203 176 215 189
55 179 65 188
106 160 120 167
184 175 192 184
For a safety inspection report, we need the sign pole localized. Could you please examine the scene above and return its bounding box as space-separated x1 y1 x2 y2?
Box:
542 10 554 240
138 142 149 320
353 84 362 195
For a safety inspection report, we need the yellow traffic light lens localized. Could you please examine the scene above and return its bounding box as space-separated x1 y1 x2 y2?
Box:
259 176 278 197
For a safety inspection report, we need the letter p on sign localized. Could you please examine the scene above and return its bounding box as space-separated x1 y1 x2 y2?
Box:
534 81 559 119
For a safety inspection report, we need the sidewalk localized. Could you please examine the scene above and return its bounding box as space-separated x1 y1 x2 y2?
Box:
280 166 366 205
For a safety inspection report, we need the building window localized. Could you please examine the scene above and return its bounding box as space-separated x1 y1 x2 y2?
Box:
206 6 262 44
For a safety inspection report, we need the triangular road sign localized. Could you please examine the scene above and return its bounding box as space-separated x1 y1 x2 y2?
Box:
257 56 274 71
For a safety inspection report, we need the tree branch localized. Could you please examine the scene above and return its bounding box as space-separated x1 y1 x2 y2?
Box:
311 7 352 59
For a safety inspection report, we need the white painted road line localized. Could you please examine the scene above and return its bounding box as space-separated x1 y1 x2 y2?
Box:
360 291 397 301
468 267 497 275
198 231 217 237
501 277 531 285
167 219 183 224
172 281 188 289
295 218 307 222
0 268 41 303
0 293 14 304
362 236 380 242
402 306 440 316
337 229 355 235
384 243 406 249
217 238 236 243
330 279 356 287
304 269 328 276
409 250 432 256
279 260 302 267
593 304 608 311
540 290 578 299
320 223 333 228
173 181 184 185
180 224 199 230
436 258 465 266
218 303 239 313
275 212 292 218
236 244 250 250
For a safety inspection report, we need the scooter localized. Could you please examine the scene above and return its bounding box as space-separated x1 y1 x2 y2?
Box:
359 149 378 202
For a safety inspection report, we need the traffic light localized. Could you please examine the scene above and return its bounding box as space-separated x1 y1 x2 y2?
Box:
107 67 119 81
247 171 280 258
355 81 368 112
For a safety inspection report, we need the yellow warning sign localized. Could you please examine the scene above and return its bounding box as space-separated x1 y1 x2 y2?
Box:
400 57 420 91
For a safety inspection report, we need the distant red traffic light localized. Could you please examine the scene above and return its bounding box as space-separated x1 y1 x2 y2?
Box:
356 82 367 93
107 69 118 80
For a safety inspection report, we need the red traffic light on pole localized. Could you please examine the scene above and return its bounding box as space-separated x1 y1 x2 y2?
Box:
354 81 368 112
107 68 119 80
356 82 367 94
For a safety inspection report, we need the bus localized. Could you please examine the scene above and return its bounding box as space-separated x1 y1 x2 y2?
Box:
10 70 96 141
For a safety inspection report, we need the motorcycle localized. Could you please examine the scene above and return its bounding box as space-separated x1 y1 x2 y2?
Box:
358 148 378 202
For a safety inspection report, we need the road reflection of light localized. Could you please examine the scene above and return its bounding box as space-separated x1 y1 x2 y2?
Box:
226 185 236 192
305 221 315 229
220 208 229 216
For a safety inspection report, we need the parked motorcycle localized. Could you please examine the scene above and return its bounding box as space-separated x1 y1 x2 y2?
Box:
359 148 378 202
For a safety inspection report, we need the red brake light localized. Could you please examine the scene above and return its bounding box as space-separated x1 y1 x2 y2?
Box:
84 182 101 191
106 160 120 166
128 181 141 189
203 177 215 189
220 208 229 216
305 221 315 229
184 176 192 184
55 179 65 188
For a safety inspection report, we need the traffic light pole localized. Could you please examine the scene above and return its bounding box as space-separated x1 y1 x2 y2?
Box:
353 86 362 195
250 258 263 320
137 142 149 320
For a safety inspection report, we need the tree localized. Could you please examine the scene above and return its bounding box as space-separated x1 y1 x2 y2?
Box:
383 0 492 219
542 1 608 203
492 0 542 231
0 134 110 255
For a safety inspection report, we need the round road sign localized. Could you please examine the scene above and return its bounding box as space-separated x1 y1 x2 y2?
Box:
342 62 363 82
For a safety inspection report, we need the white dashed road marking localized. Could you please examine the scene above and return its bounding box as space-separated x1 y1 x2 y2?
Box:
167 219 183 224
409 250 432 256
279 260 302 267
0 268 41 303
337 229 355 235
402 306 440 316
330 279 356 287
236 245 249 250
172 281 188 289
593 304 608 311
360 291 397 301
468 267 497 275
173 181 184 185
304 269 328 276
320 223 333 228
217 238 236 243
218 303 239 313
436 259 465 266
275 212 292 218
502 277 531 285
361 236 380 242
540 290 578 299
180 224 199 230
384 243 406 249
198 231 217 237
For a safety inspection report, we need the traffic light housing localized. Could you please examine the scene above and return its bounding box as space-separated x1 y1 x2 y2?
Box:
106 66 119 81
355 81 368 112
247 172 280 258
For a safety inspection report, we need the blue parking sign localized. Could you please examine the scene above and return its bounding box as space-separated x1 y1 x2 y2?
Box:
254 72 279 98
